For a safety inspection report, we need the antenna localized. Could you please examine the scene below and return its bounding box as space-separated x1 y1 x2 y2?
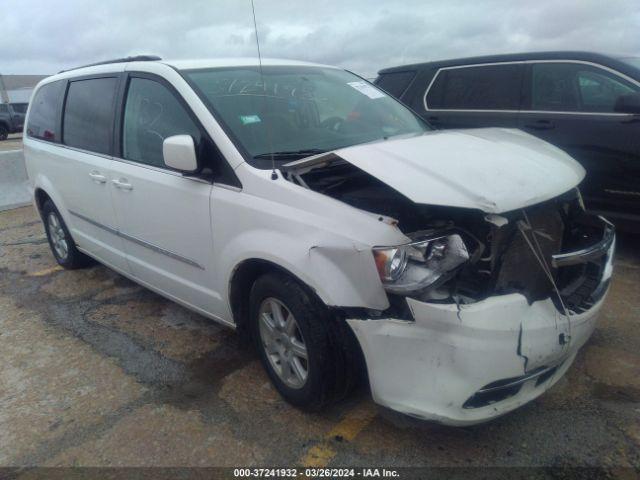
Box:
250 0 278 180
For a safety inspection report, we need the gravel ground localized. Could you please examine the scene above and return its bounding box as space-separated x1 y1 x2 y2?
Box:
0 134 23 152
0 205 638 477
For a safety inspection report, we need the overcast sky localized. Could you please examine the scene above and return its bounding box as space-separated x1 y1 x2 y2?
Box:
3 0 639 77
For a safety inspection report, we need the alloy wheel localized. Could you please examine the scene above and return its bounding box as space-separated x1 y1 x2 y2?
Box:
258 297 309 389
47 212 69 260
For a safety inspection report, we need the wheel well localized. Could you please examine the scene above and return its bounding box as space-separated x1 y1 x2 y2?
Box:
229 259 321 339
34 188 52 217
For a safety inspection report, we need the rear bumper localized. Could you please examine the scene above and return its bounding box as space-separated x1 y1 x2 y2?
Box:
348 230 614 426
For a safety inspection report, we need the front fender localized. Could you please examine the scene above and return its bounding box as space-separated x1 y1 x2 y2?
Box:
219 228 389 311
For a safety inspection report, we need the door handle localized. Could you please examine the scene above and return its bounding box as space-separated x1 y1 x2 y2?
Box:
523 119 555 130
112 178 133 191
88 171 107 184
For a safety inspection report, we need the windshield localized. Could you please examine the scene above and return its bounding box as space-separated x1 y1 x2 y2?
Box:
183 66 428 168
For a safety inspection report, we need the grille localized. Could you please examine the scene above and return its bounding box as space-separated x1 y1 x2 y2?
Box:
494 205 564 302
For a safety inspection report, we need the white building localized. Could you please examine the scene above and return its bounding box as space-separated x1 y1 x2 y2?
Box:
0 74 49 104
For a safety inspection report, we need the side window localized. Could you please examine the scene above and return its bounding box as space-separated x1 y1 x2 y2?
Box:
63 77 118 154
26 81 65 141
576 67 638 113
0 104 8 113
426 64 523 110
12 103 28 114
375 71 416 98
531 63 580 111
123 78 201 168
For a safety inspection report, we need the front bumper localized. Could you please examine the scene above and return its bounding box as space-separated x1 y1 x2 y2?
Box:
348 224 615 426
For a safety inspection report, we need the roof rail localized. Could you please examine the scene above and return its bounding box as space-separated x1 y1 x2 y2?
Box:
58 55 162 74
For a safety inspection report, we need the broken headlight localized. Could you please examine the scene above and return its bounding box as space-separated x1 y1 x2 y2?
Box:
372 233 469 294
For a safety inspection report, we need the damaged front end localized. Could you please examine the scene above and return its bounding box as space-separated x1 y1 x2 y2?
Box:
283 154 615 425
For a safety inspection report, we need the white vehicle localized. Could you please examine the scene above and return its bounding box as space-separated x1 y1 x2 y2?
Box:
24 56 615 425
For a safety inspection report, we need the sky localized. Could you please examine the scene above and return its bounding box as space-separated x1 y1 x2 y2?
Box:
2 0 640 78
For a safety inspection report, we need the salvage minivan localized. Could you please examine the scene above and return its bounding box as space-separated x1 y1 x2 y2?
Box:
24 56 615 425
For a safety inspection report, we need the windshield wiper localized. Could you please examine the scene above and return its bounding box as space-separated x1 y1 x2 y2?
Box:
253 148 328 160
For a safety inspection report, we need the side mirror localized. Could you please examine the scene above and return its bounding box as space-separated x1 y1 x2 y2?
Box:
162 135 198 172
614 93 640 114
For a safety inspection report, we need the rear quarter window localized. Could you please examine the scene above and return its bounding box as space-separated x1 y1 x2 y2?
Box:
375 71 416 98
27 81 65 142
63 77 118 155
426 64 523 110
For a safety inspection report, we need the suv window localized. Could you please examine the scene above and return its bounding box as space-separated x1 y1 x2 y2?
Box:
63 77 118 154
27 81 65 141
531 63 638 113
0 104 7 113
577 67 637 112
426 64 523 110
123 77 201 168
531 63 580 111
376 71 416 98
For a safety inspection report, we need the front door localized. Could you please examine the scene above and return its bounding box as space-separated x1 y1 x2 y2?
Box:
519 62 640 217
109 74 220 317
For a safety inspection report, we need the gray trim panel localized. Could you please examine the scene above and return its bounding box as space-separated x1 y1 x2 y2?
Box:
68 209 205 270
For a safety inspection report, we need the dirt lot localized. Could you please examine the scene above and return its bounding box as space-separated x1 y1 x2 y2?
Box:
1 205 639 475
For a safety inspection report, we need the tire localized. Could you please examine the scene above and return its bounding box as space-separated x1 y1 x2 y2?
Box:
42 199 92 269
0 125 8 141
250 272 360 410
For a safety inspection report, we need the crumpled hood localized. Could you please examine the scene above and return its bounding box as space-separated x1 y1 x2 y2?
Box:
331 128 585 213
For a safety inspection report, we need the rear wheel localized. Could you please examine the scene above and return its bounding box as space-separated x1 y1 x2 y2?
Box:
42 200 92 269
250 272 360 410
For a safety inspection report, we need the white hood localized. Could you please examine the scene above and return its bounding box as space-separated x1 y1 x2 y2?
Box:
330 128 585 214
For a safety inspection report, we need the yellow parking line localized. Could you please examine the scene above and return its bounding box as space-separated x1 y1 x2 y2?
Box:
29 265 63 277
298 401 378 467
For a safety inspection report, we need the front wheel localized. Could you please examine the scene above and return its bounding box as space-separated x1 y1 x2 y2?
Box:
250 272 360 410
0 125 8 141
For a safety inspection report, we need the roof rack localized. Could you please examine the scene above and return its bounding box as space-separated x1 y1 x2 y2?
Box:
58 55 162 74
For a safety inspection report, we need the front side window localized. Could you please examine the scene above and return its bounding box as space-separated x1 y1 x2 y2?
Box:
576 67 637 112
426 64 523 110
27 81 65 141
63 77 118 154
531 63 639 113
123 78 202 168
183 66 427 168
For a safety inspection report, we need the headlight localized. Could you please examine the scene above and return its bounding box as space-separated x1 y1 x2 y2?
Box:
372 233 469 294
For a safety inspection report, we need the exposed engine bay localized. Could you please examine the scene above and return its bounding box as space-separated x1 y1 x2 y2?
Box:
283 156 610 313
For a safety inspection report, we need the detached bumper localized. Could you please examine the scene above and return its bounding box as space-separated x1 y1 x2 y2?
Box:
348 231 614 426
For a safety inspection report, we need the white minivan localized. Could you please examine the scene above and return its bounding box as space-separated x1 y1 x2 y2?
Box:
24 56 615 425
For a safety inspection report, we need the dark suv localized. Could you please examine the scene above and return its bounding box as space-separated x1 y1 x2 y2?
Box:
375 52 640 223
0 102 28 140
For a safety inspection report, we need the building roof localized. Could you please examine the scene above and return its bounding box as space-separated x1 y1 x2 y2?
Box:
0 74 48 90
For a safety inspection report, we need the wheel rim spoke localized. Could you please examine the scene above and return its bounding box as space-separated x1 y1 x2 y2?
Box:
289 338 308 360
290 357 307 383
